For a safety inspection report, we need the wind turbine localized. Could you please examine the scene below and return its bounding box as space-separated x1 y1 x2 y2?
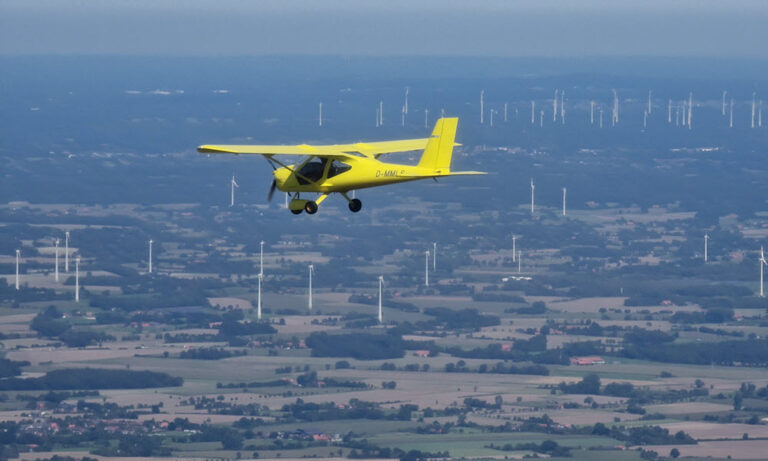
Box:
504 103 508 122
54 239 60 282
404 87 409 115
230 175 239 207
148 239 153 274
432 242 437 271
318 102 323 127
75 256 80 303
590 101 595 125
517 250 522 274
15 249 20 290
530 179 535 215
425 250 430 287
378 275 384 324
760 246 767 297
65 231 70 272
308 264 314 311
424 108 429 130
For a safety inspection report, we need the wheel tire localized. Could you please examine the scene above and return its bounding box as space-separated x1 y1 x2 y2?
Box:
305 201 318 214
291 208 303 215
348 198 362 213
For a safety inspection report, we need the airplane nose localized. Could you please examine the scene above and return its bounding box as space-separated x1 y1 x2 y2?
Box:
273 167 289 189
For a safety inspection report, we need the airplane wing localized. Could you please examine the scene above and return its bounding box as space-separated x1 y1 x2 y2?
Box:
198 138 459 158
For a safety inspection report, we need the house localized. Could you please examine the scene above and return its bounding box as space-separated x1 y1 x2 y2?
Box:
570 356 606 366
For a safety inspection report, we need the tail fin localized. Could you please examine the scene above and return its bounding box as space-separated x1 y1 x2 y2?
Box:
417 117 458 173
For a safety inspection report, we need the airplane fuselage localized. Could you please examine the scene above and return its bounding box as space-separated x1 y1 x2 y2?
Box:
274 156 440 194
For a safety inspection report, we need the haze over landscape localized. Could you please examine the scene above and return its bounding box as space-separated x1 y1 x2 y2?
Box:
3 2 768 461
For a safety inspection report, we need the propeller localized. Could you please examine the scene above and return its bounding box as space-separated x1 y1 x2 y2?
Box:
264 156 278 202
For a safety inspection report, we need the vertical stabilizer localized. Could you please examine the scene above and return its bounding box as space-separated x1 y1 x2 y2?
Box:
417 117 458 172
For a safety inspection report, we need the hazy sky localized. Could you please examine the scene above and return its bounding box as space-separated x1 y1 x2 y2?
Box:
1 0 767 57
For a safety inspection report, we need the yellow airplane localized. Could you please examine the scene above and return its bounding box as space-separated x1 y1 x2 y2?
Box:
198 117 484 214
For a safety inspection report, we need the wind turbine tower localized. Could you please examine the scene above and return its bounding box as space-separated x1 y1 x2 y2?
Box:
15 249 20 290
378 276 384 324
504 103 508 122
404 87 409 115
722 91 727 115
612 89 619 126
401 105 405 127
308 264 314 311
257 273 262 320
480 90 484 124
425 250 430 287
648 90 652 114
424 108 429 130
531 101 535 125
65 231 70 272
318 102 323 127
687 92 693 129
761 247 767 298
530 179 535 215
668 99 672 123
562 187 567 216
730 99 734 128
230 175 239 207
560 90 565 124
75 257 80 303
379 101 384 126
590 101 595 125
752 93 756 129
259 240 265 277
512 236 517 262
517 251 522 274
553 89 558 122
704 234 709 262
148 240 153 274
432 242 437 271
55 239 60 282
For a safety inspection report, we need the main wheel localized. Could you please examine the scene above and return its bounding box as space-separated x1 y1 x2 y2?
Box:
348 198 362 213
291 208 302 215
305 201 318 214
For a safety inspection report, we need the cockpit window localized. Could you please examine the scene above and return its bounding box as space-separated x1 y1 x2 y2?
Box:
328 160 352 178
297 158 328 185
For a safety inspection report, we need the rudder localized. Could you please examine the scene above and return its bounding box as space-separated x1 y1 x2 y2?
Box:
417 117 458 172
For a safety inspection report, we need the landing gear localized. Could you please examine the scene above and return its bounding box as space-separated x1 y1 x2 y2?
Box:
291 208 303 215
348 198 362 213
305 201 318 214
